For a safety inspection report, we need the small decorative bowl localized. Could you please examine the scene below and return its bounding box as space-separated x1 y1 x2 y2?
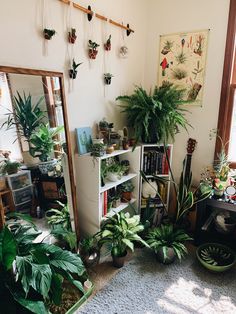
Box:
196 243 236 272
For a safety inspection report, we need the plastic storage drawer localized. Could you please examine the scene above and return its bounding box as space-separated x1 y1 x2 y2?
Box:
7 171 32 190
12 185 33 205
15 201 32 213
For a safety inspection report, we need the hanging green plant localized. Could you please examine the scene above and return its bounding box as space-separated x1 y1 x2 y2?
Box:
88 40 100 59
104 73 114 85
68 28 77 44
43 28 56 40
69 59 83 79
104 34 111 51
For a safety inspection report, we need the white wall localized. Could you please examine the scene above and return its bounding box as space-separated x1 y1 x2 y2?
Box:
144 0 230 184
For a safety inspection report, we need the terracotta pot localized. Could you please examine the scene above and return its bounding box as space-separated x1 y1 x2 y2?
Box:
121 191 132 202
156 247 176 264
104 43 111 51
112 251 127 268
88 49 98 59
44 34 52 40
68 35 77 44
122 140 129 150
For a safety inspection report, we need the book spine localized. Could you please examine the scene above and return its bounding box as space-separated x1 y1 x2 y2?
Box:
164 147 170 174
103 191 108 216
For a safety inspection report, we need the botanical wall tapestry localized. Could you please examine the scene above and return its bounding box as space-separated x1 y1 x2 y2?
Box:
158 29 209 106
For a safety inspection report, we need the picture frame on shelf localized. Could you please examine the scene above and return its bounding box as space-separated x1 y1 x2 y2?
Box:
75 127 92 155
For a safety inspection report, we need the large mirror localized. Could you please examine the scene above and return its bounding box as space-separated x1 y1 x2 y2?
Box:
0 66 78 237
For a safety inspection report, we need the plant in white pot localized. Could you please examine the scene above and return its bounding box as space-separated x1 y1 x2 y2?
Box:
29 124 64 174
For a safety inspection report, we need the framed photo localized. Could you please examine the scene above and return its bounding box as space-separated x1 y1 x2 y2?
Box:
158 29 209 106
75 127 92 155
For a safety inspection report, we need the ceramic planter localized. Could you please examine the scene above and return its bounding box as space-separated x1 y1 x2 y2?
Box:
68 35 77 44
121 191 132 202
38 159 57 175
91 151 105 157
69 70 77 79
112 251 127 268
104 77 112 85
107 172 122 182
112 198 121 208
156 247 176 264
122 139 129 150
81 249 100 268
88 49 98 59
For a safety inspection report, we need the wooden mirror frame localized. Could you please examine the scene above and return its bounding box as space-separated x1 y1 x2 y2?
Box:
0 65 79 238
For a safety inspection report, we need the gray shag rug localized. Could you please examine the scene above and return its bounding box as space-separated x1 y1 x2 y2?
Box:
78 249 236 314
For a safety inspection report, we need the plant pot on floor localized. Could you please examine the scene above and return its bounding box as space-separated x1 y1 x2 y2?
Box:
156 247 176 264
38 159 57 175
112 251 127 268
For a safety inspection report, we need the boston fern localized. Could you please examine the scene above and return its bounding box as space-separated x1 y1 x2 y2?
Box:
0 219 86 313
147 224 192 261
116 83 190 143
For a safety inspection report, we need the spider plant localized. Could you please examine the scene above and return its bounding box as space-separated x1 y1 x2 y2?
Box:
116 83 190 143
1 91 45 143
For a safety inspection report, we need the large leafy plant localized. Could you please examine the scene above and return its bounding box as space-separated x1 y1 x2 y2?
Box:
98 212 148 257
29 124 64 162
1 91 45 142
147 224 192 261
0 218 86 313
116 83 190 143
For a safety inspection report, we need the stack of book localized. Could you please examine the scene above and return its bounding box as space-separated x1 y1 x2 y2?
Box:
142 147 170 175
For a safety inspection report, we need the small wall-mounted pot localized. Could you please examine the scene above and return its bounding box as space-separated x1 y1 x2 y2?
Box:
88 49 98 59
104 77 112 85
104 43 111 51
69 70 77 79
43 29 56 40
68 28 77 44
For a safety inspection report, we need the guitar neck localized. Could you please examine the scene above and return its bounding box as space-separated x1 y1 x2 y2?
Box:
185 153 192 179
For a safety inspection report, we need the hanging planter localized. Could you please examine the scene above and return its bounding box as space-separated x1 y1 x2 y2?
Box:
88 40 100 59
69 59 83 79
104 73 114 85
43 28 56 40
104 34 111 51
119 45 129 58
68 28 77 44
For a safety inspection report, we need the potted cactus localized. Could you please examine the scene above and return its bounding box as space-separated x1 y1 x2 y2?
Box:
104 34 111 51
69 59 83 79
88 40 100 59
43 28 56 40
68 28 77 44
104 73 114 85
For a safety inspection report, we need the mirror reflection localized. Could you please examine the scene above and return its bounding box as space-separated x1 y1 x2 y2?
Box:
0 71 74 228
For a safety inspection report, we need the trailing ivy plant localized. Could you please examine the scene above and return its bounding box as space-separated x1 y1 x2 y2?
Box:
0 217 86 313
116 82 191 143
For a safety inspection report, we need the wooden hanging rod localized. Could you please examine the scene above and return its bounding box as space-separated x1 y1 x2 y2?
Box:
59 0 134 33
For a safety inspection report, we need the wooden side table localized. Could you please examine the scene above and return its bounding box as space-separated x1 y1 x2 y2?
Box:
0 190 15 229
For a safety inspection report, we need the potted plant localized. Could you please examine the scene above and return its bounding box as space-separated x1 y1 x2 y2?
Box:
104 34 111 51
88 40 100 59
29 123 64 174
112 192 121 208
0 216 88 313
79 236 100 267
69 59 83 79
97 212 148 267
68 27 77 43
120 159 130 175
118 180 134 202
116 82 191 143
104 73 114 85
99 119 113 131
147 224 192 264
106 162 126 182
89 143 106 157
0 160 21 175
43 28 56 40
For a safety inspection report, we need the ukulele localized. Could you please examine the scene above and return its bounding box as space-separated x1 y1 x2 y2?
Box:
184 138 197 184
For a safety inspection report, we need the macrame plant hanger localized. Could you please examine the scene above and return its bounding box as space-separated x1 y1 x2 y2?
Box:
42 0 53 56
102 20 111 97
119 23 129 59
67 0 76 93
86 6 96 69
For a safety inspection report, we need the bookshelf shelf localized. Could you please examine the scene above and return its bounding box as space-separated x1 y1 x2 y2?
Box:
75 147 141 235
102 198 136 220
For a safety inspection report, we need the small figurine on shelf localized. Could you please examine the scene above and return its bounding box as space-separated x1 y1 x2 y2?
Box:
88 40 100 59
122 138 129 150
104 34 111 51
104 73 114 85
68 28 77 44
69 59 83 79
43 28 56 40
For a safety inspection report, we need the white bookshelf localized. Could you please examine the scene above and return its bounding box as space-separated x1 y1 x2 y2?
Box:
75 146 141 235
139 144 173 211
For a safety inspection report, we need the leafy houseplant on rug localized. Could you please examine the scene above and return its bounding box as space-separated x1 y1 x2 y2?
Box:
116 82 190 143
29 123 64 174
98 212 148 268
88 40 100 59
0 217 87 313
79 236 100 268
147 224 192 264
